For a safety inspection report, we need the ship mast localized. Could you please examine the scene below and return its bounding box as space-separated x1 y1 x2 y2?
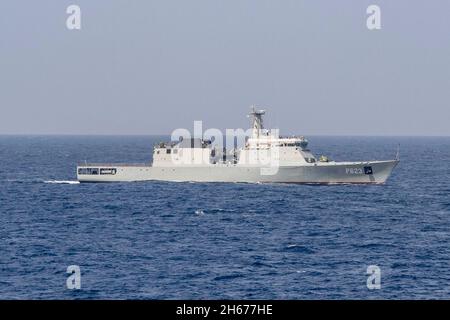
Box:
249 106 266 139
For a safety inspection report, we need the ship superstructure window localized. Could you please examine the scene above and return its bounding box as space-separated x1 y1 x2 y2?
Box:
166 149 171 154
78 168 99 175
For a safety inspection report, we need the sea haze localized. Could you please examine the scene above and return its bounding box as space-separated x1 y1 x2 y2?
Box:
0 135 449 299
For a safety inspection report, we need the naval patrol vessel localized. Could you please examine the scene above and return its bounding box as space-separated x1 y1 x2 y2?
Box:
77 108 399 184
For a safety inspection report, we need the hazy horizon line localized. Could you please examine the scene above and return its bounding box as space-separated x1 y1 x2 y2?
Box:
1 133 449 138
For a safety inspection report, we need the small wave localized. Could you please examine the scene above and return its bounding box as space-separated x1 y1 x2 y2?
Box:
44 180 80 185
213 274 244 281
354 242 396 249
285 244 315 254
5 178 43 183
251 261 273 268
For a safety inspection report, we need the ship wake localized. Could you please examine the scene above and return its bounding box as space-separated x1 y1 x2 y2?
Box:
44 180 80 185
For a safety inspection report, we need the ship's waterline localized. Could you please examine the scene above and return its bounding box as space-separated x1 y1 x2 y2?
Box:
77 108 399 184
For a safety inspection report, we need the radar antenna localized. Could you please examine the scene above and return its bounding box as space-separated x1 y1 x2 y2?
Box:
248 105 266 138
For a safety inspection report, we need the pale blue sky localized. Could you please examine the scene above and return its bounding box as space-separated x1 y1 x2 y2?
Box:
0 1 449 135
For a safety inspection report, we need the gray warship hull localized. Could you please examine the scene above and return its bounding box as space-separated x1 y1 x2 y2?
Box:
77 159 398 184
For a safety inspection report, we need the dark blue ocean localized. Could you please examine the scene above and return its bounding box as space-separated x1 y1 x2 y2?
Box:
0 136 449 299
